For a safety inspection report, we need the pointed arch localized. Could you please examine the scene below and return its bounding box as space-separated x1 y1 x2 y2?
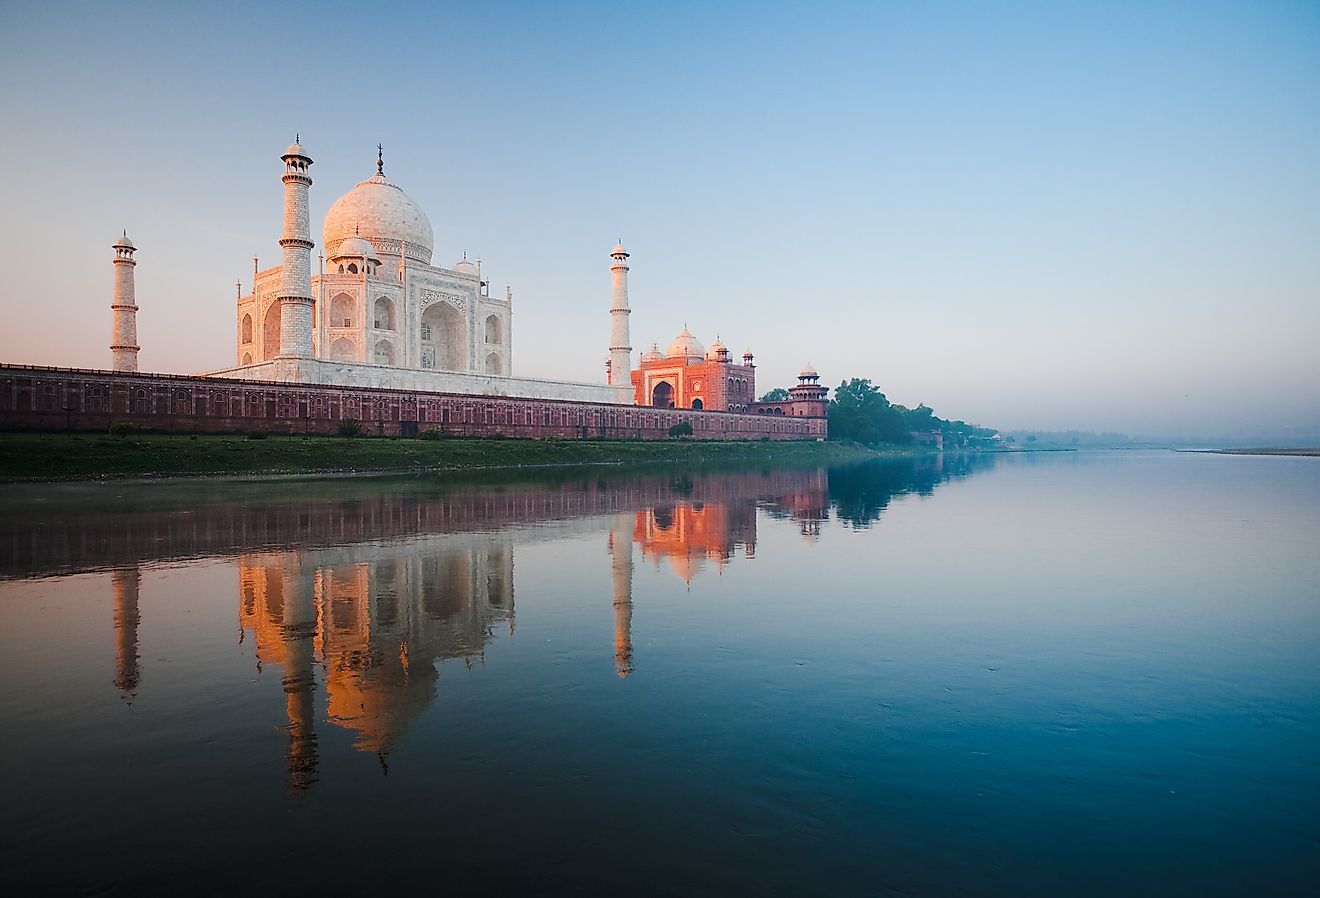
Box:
262 302 281 359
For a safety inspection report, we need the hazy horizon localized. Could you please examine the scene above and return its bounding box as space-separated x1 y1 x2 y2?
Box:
1 1 1316 439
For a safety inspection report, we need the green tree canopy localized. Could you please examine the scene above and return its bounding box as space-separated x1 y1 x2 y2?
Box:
759 388 790 403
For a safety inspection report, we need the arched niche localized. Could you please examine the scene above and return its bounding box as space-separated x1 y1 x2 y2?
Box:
373 296 397 331
241 314 253 344
485 352 502 375
485 314 502 344
263 303 281 359
331 337 355 361
374 340 395 365
330 293 355 328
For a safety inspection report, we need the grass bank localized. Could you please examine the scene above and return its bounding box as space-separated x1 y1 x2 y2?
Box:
0 432 897 482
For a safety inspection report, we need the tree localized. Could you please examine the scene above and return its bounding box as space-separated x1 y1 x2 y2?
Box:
667 421 693 438
759 388 790 403
828 379 911 446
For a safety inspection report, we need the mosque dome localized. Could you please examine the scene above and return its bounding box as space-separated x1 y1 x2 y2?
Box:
799 363 818 378
331 235 379 262
113 232 135 250
611 241 628 256
283 141 309 159
707 337 728 360
666 327 705 361
642 343 663 363
453 256 477 275
323 171 433 266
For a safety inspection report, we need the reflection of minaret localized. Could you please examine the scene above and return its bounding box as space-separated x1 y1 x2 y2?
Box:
111 566 141 697
281 565 319 792
608 521 634 678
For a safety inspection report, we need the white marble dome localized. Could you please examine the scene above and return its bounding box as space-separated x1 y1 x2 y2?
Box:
666 327 705 360
331 235 378 262
642 343 663 363
323 172 433 265
799 363 818 378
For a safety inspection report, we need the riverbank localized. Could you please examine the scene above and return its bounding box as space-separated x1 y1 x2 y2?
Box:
0 432 897 482
1181 448 1320 457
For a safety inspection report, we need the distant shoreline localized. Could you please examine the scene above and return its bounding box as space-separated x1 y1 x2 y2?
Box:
1179 448 1320 457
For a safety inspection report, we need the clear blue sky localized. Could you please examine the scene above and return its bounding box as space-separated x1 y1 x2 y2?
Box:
1 0 1316 438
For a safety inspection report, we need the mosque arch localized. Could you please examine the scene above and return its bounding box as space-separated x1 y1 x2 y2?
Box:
691 398 703 410
262 303 281 359
373 296 397 331
374 340 395 365
421 302 465 371
330 337 355 361
330 293 355 328
651 381 675 408
485 352 502 376
242 352 252 365
485 314 502 344
241 314 253 344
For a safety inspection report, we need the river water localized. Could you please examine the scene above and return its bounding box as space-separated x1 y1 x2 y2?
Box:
0 451 1316 896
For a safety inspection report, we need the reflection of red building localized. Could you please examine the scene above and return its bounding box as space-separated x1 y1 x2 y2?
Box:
633 500 757 583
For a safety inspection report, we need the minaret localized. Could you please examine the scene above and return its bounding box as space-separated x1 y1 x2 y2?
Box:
112 566 141 696
276 139 315 358
280 563 319 792
608 522 635 678
609 242 632 386
110 232 139 371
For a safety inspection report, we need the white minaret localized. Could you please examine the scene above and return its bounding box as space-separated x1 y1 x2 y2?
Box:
609 241 632 385
110 231 139 372
276 139 314 358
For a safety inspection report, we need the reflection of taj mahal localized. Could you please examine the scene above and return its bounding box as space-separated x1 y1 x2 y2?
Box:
236 536 514 789
90 468 838 790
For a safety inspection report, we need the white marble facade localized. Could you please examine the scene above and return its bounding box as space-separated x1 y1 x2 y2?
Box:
232 149 514 381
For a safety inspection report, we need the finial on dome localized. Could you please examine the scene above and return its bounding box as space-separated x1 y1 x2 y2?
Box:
377 144 384 176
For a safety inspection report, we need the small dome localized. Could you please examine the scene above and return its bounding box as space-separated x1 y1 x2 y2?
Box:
707 337 728 360
283 141 310 159
666 328 705 361
453 256 477 275
642 343 663 363
331 235 378 262
611 241 629 257
113 232 135 249
799 363 818 378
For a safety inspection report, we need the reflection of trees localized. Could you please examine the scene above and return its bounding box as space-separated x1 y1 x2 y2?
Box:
827 454 1000 528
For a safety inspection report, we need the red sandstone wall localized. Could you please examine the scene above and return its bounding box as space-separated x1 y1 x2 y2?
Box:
0 365 827 441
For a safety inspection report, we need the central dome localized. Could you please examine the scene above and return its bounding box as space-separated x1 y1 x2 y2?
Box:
323 172 433 265
666 327 705 361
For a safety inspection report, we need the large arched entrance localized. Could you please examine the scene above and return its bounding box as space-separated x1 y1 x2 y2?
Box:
651 381 674 408
421 302 465 370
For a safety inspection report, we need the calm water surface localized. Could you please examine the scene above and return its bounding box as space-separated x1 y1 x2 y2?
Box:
1 452 1316 896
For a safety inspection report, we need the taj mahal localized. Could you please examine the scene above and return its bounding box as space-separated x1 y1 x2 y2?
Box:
105 140 828 419
0 140 831 440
